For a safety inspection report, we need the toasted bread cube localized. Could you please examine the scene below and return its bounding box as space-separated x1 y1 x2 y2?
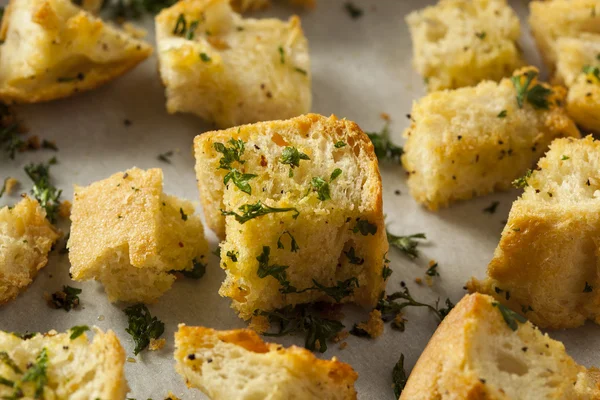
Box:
0 196 60 305
406 0 523 92
554 34 600 133
155 0 311 129
401 67 580 211
68 168 208 303
467 136 600 329
0 327 128 399
174 324 357 400
401 293 600 400
194 114 388 319
529 0 600 73
0 0 152 104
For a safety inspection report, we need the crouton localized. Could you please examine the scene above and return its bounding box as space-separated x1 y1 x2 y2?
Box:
0 196 60 305
554 34 600 133
406 0 524 92
68 168 209 303
400 293 600 400
529 0 600 73
468 136 600 329
193 113 388 319
155 0 311 128
0 0 152 103
0 327 128 399
401 67 580 211
174 324 357 400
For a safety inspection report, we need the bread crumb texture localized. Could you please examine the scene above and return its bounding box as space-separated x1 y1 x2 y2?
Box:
194 113 388 319
406 0 523 91
68 167 209 303
155 0 311 128
400 293 600 400
0 196 60 305
401 67 580 211
529 0 600 74
468 136 600 329
0 0 153 103
174 324 358 400
0 327 128 399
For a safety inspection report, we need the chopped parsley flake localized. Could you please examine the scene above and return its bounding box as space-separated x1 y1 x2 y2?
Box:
583 65 600 81
334 141 346 148
483 201 499 214
377 286 455 327
475 31 486 39
511 70 552 110
561 155 570 160
48 285 82 311
69 325 90 340
584 281 593 293
344 2 363 19
280 146 310 177
512 169 532 188
492 302 527 331
310 177 331 201
180 207 188 221
179 259 206 279
367 124 403 163
392 354 408 398
124 304 165 355
353 219 377 236
278 46 285 64
426 263 439 277
277 231 299 252
226 250 239 262
497 110 507 118
221 201 299 224
158 150 173 163
200 52 211 62
24 158 62 223
387 230 426 259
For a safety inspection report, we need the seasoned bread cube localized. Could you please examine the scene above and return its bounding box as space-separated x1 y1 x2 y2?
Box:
468 136 600 329
400 293 600 400
405 0 524 92
174 324 357 400
529 0 600 73
555 34 600 133
194 114 388 319
0 0 152 104
68 168 208 303
0 196 60 305
155 0 311 129
401 67 580 211
0 327 128 399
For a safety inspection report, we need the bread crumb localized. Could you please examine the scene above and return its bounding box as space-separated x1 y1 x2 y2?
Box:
332 330 349 343
415 277 423 285
127 357 136 363
339 341 348 350
164 392 181 400
59 200 72 218
149 338 166 351
380 112 391 121
249 315 270 334
4 177 18 194
354 309 384 339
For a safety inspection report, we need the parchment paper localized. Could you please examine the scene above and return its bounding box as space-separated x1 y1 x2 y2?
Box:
2 1 599 398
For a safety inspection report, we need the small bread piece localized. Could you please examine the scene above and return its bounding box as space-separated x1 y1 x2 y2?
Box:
468 136 600 329
68 167 208 303
0 196 60 305
529 0 600 73
194 114 388 319
554 34 600 133
406 0 524 92
0 327 128 399
174 324 357 400
400 293 600 400
155 0 311 128
0 0 152 104
401 67 580 211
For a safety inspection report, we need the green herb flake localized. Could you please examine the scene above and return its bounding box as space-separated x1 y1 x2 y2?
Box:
222 201 299 224
226 250 239 262
223 169 257 195
280 146 310 177
584 281 593 293
492 302 527 331
382 263 392 280
426 263 439 277
511 70 552 110
173 13 187 35
180 207 188 221
69 325 90 340
0 351 22 374
24 158 62 223
256 246 295 294
277 231 299 252
294 67 308 75
392 354 408 398
310 177 331 201
158 150 173 163
497 110 507 118
344 2 363 19
387 230 426 258
124 304 165 355
179 259 207 279
344 247 364 265
353 219 377 236
512 169 532 188
278 46 285 64
367 124 403 163
377 286 455 328
21 348 49 399
334 141 346 148
561 155 570 160
583 65 600 80
330 168 342 181
475 31 486 39
48 285 82 311
200 52 211 62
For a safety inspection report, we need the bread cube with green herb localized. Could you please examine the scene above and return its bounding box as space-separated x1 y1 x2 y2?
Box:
400 293 600 399
174 324 358 400
406 0 524 92
554 34 600 133
68 168 209 303
401 67 580 211
468 136 600 329
0 196 60 305
155 0 311 129
529 0 600 74
0 327 128 399
194 113 389 319
0 0 152 103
